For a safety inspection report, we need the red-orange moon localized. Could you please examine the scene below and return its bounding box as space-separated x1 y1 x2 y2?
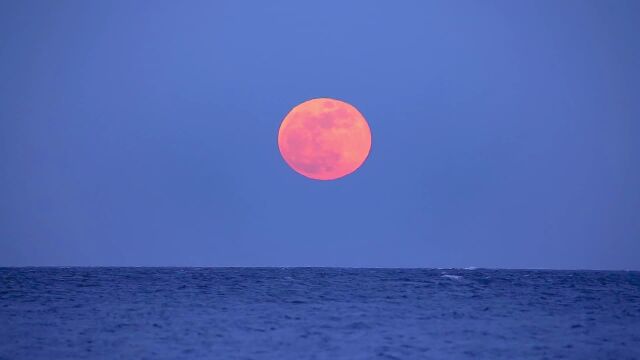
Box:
278 98 372 180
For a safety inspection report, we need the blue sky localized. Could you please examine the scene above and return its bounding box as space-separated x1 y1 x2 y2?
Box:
1 0 639 269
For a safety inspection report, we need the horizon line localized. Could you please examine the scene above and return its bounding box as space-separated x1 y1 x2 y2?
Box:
1 265 638 272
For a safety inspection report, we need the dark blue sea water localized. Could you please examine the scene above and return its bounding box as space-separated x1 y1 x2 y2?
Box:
1 268 639 359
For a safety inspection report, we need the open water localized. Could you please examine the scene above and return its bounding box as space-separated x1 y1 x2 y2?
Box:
1 268 639 359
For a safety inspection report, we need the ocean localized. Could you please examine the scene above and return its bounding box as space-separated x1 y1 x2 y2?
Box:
1 268 639 359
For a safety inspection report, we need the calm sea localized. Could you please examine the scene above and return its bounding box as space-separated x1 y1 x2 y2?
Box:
1 268 639 359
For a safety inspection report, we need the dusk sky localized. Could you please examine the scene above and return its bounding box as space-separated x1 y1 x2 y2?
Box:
1 0 638 269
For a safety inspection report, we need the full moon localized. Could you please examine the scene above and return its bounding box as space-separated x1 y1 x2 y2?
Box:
278 98 372 180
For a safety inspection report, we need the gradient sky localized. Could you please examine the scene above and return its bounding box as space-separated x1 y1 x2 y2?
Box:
1 0 639 269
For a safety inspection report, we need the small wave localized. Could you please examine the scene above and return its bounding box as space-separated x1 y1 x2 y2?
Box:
442 274 462 280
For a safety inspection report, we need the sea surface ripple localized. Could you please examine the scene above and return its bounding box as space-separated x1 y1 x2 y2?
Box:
1 268 639 359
